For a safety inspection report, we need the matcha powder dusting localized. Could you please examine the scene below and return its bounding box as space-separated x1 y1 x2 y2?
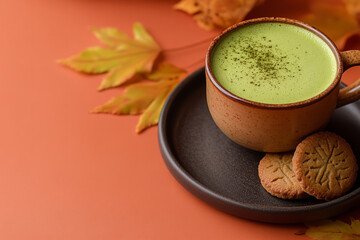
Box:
210 22 337 104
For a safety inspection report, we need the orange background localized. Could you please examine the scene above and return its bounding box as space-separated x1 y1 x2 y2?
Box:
0 0 359 239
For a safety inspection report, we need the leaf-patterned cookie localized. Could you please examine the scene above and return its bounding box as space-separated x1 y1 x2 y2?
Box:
258 152 308 199
293 132 358 201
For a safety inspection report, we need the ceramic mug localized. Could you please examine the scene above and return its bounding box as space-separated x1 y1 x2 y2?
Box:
205 17 360 152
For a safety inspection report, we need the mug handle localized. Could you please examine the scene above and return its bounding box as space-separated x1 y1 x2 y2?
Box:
337 50 360 108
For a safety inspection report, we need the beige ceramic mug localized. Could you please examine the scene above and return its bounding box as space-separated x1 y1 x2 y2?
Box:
206 17 360 152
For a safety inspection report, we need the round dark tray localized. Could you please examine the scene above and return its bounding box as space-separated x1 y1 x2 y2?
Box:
158 67 360 223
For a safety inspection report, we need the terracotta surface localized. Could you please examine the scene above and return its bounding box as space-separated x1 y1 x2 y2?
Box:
206 18 360 152
1 0 360 239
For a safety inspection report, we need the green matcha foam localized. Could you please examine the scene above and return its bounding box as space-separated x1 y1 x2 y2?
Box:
210 22 337 104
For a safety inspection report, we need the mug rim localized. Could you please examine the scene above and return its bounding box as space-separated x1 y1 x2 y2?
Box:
205 17 343 109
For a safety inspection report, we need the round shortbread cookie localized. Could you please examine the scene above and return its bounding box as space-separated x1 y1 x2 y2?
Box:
293 131 358 201
258 152 308 199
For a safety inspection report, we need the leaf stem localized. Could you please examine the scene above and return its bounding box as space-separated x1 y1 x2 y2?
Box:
162 37 214 53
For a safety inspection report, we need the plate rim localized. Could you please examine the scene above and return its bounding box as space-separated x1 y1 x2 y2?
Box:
158 67 360 223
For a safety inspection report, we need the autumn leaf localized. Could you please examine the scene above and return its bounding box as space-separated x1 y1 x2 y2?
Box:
92 27 135 49
145 62 187 81
93 63 185 132
60 23 161 90
174 0 264 30
93 81 181 133
305 219 360 240
59 47 124 74
299 1 359 50
174 0 201 15
343 0 360 22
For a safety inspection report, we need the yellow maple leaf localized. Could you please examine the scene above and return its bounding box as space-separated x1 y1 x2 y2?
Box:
299 1 359 50
306 219 360 240
174 0 263 30
145 62 187 81
60 23 161 91
92 63 185 133
92 27 135 49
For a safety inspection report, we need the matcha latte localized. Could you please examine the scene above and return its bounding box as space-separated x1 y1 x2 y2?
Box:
210 22 338 104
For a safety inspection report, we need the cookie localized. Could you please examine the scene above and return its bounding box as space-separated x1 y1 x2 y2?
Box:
293 131 358 201
258 152 308 199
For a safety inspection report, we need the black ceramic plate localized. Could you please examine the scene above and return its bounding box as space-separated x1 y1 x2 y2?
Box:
158 67 360 223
